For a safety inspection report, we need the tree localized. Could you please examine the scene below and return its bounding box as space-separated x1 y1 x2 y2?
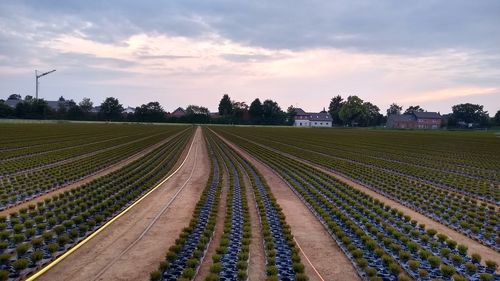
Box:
450 103 489 127
286 105 297 126
0 101 14 118
404 105 425 115
67 103 84 120
79 98 93 113
363 102 384 126
184 105 210 123
339 96 368 126
15 99 51 119
249 98 263 124
7 94 21 100
24 95 33 101
387 103 403 116
231 101 249 124
134 101 166 122
218 94 233 116
56 98 68 118
262 99 285 125
328 95 344 125
493 110 500 126
99 97 123 121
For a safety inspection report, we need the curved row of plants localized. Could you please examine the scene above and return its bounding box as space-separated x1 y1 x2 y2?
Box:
150 130 222 281
0 130 169 175
205 132 251 281
264 137 498 204
0 127 187 210
217 128 499 251
260 129 499 182
0 128 193 280
211 130 309 281
215 129 499 281
0 132 133 162
0 123 172 156
0 123 125 152
255 136 498 202
217 128 499 203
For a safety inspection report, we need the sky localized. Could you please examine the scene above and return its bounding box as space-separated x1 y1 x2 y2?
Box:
0 1 499 114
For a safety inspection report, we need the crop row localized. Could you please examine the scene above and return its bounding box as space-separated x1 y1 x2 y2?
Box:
219 128 499 202
0 128 193 280
0 123 173 161
0 133 130 161
217 128 499 250
0 127 187 209
0 123 168 152
260 137 498 203
208 133 251 281
0 131 171 175
215 129 499 281
151 132 222 281
212 130 309 281
268 130 499 181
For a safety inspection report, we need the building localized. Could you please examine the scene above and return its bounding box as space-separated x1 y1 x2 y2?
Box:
170 107 186 118
122 106 135 114
294 108 332 127
387 112 442 129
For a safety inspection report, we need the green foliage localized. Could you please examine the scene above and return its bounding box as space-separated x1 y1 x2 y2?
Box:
150 270 161 281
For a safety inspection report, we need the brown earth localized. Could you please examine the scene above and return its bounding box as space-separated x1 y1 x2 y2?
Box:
215 131 361 281
242 167 266 281
310 160 500 268
224 133 500 269
0 129 186 217
37 127 210 281
194 163 228 281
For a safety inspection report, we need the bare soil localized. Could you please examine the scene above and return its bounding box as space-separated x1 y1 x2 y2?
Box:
193 164 228 281
37 127 210 281
242 168 266 281
0 130 184 217
243 137 500 268
314 162 500 268
216 131 361 281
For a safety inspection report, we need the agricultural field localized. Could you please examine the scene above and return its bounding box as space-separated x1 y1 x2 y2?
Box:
0 123 498 281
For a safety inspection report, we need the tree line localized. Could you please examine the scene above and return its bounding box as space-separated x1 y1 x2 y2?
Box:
1 93 499 127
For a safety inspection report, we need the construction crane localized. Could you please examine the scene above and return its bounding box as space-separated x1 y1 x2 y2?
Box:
35 69 56 99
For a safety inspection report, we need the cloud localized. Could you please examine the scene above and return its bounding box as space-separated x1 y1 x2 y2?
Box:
0 0 499 114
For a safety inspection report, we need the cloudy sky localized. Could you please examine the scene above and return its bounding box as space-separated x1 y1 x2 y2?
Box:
1 1 499 114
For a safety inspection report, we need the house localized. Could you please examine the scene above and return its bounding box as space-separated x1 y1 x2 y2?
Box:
294 108 332 127
170 107 186 118
413 112 442 129
90 106 101 113
387 112 441 129
122 106 135 114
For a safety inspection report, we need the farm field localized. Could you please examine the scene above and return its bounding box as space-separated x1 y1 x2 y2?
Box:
211 126 500 281
0 123 498 281
0 124 187 210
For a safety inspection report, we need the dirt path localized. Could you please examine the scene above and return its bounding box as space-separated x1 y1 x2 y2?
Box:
241 167 266 281
215 131 361 281
222 132 500 268
37 127 210 281
0 130 186 217
194 162 228 281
